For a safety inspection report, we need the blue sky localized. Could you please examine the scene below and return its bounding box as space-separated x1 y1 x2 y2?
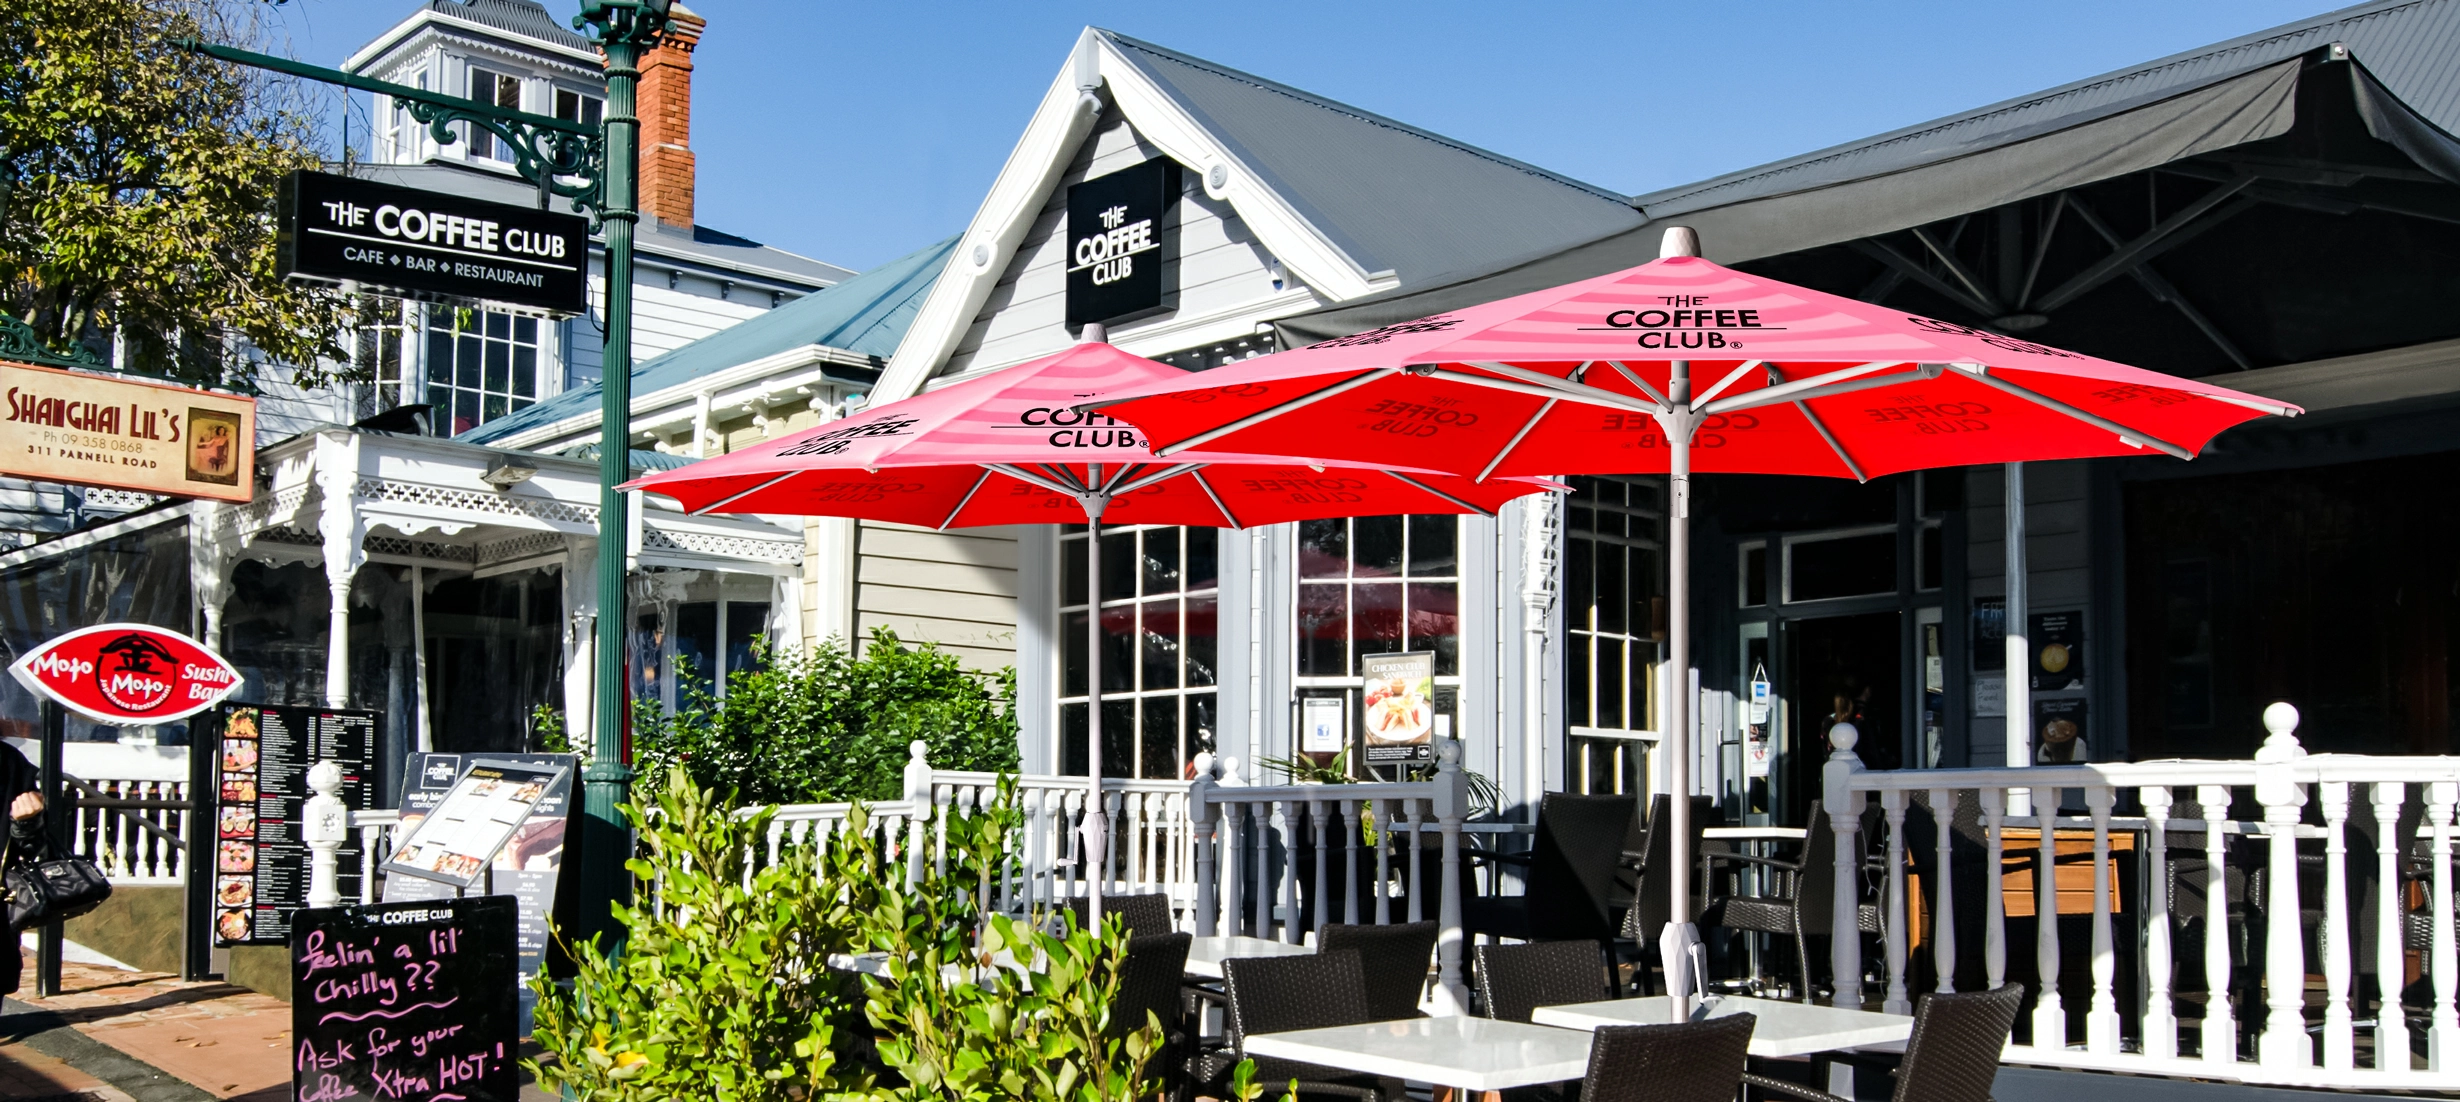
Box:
264 0 2341 273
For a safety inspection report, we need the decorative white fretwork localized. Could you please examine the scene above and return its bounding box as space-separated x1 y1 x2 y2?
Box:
640 525 799 565
476 531 569 568
355 479 602 526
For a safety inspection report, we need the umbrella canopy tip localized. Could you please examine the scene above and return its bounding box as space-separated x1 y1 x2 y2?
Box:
1659 226 1701 259
1077 322 1109 345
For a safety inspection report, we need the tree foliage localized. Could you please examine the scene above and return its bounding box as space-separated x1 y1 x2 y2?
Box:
0 0 357 388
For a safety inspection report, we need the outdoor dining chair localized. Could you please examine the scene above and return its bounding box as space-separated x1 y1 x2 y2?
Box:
1691 800 1882 1003
1462 794 1643 945
1579 1014 1757 1102
1741 983 2022 1102
1318 921 1440 1020
1112 932 1193 1100
1195 949 1409 1102
1475 940 1614 1024
1063 892 1176 938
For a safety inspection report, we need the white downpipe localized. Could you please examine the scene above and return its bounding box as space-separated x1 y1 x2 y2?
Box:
2005 462 2031 815
1520 495 1558 825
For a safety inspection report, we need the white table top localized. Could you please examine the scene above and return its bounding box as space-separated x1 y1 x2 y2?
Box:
1183 935 1315 979
1245 1016 1593 1092
1530 995 1910 1057
1704 826 1809 841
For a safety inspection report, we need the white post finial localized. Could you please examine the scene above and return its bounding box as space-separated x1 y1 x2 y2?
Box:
1659 226 1701 259
303 761 349 910
2258 701 2304 761
1078 322 1108 345
1829 721 1860 755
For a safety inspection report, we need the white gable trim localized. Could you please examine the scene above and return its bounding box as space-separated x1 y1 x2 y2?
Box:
876 29 1399 403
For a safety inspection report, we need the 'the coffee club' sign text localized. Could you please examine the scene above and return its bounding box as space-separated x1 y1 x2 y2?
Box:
1065 158 1179 328
278 171 588 317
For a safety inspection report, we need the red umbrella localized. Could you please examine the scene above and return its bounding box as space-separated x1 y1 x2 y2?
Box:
1089 228 2302 992
625 340 1555 921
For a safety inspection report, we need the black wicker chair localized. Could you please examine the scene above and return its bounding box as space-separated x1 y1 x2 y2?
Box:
1463 794 1643 944
1743 984 2021 1102
1063 892 1176 938
1691 799 1882 1002
1476 940 1613 1023
1319 921 1440 1020
1190 950 1407 1102
1114 933 1193 1098
1579 1014 1757 1102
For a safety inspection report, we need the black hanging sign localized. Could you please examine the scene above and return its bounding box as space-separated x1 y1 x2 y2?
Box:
1064 158 1179 327
293 896 520 1102
277 170 589 317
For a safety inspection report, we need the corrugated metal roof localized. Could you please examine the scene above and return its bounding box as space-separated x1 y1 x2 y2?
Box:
459 236 955 446
1637 0 2460 218
1098 30 1644 284
424 0 592 53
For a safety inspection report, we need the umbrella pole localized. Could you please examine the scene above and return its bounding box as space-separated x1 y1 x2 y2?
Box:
1083 492 1108 928
1661 362 1703 1014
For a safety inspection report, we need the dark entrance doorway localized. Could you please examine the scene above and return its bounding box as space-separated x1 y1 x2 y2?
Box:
1779 611 1903 825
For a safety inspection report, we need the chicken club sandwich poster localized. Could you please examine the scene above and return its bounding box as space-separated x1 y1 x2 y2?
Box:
1359 651 1435 764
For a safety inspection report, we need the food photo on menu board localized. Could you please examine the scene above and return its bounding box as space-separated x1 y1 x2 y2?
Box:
381 760 569 889
1359 651 1436 764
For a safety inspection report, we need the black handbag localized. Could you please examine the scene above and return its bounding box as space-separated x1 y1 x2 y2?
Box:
3 832 112 931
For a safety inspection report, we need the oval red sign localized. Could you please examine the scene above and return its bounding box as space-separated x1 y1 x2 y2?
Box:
8 623 244 725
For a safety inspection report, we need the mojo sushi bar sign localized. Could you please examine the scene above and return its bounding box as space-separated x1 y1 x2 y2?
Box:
9 624 243 725
2 360 257 503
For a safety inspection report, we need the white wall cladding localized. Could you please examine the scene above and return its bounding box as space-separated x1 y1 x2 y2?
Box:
939 111 1290 379
1964 460 2091 767
854 520 1021 673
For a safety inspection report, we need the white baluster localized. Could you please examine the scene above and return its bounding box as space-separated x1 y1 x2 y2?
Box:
1254 802 1274 938
1374 796 1392 924
2087 784 2120 1053
1930 787 1958 994
1983 787 2007 994
2034 785 2064 1049
2374 782 2409 1071
1192 764 1219 937
1408 798 1426 924
2143 786 2178 1059
2429 780 2457 1070
1311 796 1331 939
2200 784 2236 1065
2255 703 2309 1071
1824 723 1867 1010
1882 789 1910 1015
1281 798 1302 943
2321 780 2355 1070
1341 798 1361 926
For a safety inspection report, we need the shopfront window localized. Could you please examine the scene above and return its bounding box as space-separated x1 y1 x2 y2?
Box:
1565 477 1666 794
424 305 541 436
1295 515 1461 774
1059 525 1218 778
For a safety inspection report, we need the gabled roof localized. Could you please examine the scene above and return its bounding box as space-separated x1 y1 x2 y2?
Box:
422 0 591 53
1096 31 1643 283
460 236 955 447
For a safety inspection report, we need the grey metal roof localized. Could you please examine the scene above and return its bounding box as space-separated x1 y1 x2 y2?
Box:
1096 30 1644 286
458 236 954 447
1637 0 2460 219
339 161 854 288
422 0 593 53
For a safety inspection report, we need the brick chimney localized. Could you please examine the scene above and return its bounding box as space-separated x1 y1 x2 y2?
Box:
637 3 703 229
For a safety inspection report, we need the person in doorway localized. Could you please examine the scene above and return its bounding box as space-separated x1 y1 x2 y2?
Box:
0 740 47 996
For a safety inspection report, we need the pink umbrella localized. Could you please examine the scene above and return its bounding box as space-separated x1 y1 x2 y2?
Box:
1089 229 2301 993
626 340 1556 921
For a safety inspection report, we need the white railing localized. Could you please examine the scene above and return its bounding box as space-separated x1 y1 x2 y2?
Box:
65 777 191 885
1824 702 2460 1089
318 739 1479 1012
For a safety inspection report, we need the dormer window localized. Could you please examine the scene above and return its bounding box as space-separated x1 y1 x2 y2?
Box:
554 88 603 127
467 66 522 162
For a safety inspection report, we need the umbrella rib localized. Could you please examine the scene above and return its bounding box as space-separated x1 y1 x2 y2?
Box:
1763 363 1869 483
1110 462 1201 496
1602 361 1672 408
1150 368 1395 456
688 470 803 516
1692 360 1768 408
1189 467 1242 529
1424 367 1660 414
1952 366 2196 460
1699 361 1912 415
1711 368 1939 415
989 462 1080 497
1475 398 1557 483
1385 470 1493 517
938 467 996 530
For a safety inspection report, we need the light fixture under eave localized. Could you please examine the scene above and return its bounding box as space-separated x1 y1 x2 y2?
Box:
1992 313 2050 331
482 457 539 488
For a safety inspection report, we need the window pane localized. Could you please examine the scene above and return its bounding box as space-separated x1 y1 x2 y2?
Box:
482 393 508 423
1297 584 1347 677
1596 638 1624 729
1298 519 1346 578
1140 699 1178 780
1407 515 1456 577
1098 603 1134 693
1142 529 1179 596
1141 601 1180 691
453 391 478 436
674 602 716 702
485 311 510 340
1596 542 1627 634
1920 524 1943 591
1566 538 1594 628
1351 582 1404 670
725 601 767 678
1743 546 1768 607
1185 595 1217 687
513 346 537 397
1632 640 1656 731
456 336 481 387
1353 516 1403 577
1061 536 1087 607
1186 693 1217 764
485 340 510 392
426 330 453 383
1100 698 1133 779
1099 531 1134 603
1061 702 1087 776
1408 583 1459 676
1185 528 1218 591
1567 634 1591 728
1790 532 1896 601
514 316 537 343
1061 611 1087 697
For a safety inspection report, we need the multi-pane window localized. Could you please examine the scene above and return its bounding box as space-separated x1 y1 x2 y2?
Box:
424 305 540 436
467 67 521 161
1295 516 1462 772
554 88 604 128
1059 525 1218 779
351 298 411 422
1565 477 1667 794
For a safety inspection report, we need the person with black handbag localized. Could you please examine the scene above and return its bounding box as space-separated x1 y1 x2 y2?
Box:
0 741 45 996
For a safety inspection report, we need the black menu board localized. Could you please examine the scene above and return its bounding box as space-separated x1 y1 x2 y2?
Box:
213 703 377 945
293 896 520 1102
383 752 577 1032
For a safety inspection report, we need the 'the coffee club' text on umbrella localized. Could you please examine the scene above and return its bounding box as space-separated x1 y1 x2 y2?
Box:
625 340 1556 925
1089 226 2301 1006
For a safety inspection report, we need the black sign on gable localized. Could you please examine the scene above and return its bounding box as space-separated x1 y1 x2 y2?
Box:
277 170 589 317
1065 158 1180 328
